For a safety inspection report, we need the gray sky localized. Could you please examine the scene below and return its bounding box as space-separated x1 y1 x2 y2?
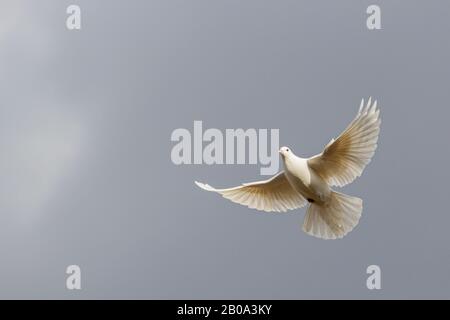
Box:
0 0 449 299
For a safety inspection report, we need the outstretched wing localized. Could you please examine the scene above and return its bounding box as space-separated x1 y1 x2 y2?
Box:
308 98 381 187
195 172 307 212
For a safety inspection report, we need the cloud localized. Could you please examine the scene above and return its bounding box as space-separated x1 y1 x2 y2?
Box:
0 2 88 223
0 106 86 223
0 2 22 43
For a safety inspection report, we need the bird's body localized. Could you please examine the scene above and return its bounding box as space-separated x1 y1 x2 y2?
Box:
282 155 331 205
195 98 381 240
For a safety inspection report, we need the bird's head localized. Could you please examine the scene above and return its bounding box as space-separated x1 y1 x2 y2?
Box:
279 146 292 158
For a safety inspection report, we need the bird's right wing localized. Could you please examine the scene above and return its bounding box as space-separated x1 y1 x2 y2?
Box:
195 172 307 212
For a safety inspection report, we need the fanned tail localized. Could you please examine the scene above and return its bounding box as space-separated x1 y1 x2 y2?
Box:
302 191 362 240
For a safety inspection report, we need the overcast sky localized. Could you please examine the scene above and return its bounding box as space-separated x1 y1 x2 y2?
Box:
1 0 449 299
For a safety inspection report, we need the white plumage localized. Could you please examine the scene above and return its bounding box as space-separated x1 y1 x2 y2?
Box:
196 98 381 240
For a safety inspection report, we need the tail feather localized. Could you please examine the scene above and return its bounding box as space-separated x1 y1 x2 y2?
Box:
302 191 362 240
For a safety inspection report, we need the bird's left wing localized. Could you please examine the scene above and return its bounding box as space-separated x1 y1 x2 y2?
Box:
308 98 381 187
195 172 307 212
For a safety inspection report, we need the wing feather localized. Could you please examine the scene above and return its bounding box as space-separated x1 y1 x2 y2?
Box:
195 172 306 212
307 98 381 187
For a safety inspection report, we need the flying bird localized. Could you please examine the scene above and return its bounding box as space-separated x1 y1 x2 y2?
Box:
195 98 381 239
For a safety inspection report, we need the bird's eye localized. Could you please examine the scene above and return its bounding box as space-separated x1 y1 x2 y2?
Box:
286 149 289 152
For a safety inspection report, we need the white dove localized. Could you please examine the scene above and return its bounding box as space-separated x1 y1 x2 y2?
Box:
195 98 381 239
